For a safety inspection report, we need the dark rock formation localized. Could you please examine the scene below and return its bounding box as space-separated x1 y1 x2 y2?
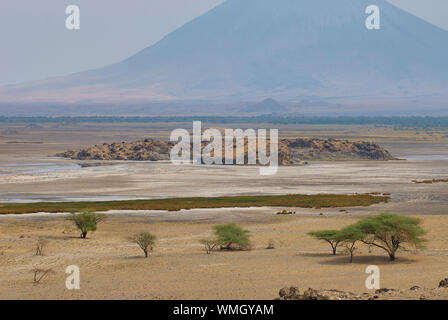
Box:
282 138 395 161
439 278 448 288
57 138 175 161
278 281 448 300
56 137 395 163
278 286 363 300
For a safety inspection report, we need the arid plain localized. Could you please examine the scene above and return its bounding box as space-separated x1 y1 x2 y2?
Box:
1 122 448 299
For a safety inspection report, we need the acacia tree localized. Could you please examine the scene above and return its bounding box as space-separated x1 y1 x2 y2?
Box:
308 230 342 255
213 223 251 250
131 232 156 258
67 209 106 238
337 226 366 263
354 214 427 261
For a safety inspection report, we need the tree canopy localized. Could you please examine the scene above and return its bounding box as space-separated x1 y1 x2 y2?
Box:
354 213 427 261
131 232 156 258
67 209 106 238
309 214 427 261
213 223 251 250
307 230 342 255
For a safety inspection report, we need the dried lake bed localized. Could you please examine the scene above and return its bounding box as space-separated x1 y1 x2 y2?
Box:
1 154 448 217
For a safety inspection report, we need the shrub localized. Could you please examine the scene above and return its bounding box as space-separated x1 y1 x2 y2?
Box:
131 232 156 258
67 209 106 238
308 230 342 255
199 238 220 254
354 213 427 261
35 238 48 256
277 210 296 215
213 223 251 250
266 239 275 250
32 268 54 284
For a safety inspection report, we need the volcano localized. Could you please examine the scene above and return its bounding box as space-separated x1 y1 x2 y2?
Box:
1 0 447 112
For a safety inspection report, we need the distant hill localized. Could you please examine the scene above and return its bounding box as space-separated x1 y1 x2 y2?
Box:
1 0 448 115
242 98 286 113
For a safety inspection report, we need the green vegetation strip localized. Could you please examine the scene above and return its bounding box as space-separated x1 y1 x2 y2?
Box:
0 194 389 215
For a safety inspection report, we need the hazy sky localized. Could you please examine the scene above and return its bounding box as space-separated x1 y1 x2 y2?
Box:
0 0 447 86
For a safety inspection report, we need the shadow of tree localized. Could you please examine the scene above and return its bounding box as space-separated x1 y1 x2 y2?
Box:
320 255 417 265
122 255 150 260
295 251 338 258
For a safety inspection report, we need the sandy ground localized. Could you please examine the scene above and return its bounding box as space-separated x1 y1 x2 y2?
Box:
1 123 448 299
1 212 448 299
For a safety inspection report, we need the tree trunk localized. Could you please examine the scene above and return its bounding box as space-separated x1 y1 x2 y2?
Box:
81 232 87 238
144 250 148 258
332 246 337 255
389 253 395 261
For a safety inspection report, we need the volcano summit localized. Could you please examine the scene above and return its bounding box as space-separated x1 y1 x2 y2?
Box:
1 0 447 113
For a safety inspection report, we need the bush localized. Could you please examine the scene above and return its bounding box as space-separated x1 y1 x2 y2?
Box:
266 239 276 250
35 238 48 256
32 267 54 284
199 238 220 254
131 232 156 258
213 223 251 250
67 209 106 238
308 230 341 255
276 210 296 215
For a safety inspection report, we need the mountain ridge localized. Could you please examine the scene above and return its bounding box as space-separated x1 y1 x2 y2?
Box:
1 0 447 113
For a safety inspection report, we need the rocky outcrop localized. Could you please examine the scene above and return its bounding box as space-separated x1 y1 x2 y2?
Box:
278 286 366 300
278 281 448 300
56 137 395 163
439 278 448 288
282 138 394 161
57 138 175 161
